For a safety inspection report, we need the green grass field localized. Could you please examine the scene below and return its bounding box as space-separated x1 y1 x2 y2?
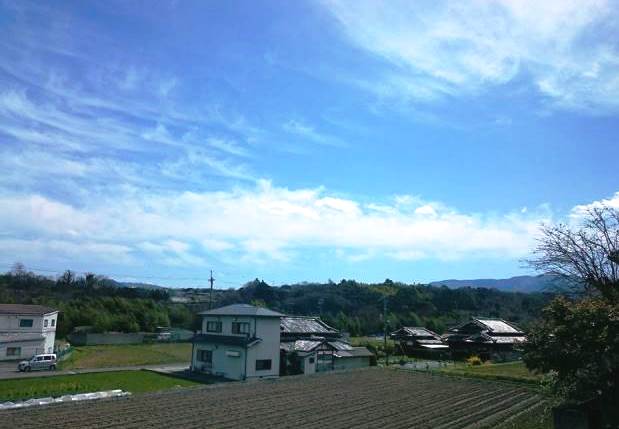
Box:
439 361 543 384
60 343 192 370
0 370 200 401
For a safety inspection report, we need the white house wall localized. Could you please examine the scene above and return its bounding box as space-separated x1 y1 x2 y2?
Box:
0 312 57 359
246 317 280 379
302 353 317 375
194 315 281 380
0 340 45 361
193 345 245 380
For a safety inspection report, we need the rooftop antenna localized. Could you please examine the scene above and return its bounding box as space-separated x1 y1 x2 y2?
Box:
209 270 215 309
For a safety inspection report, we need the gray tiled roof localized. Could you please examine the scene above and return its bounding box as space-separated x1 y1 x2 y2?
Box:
328 341 353 351
391 327 441 339
199 304 284 318
280 340 323 353
0 304 58 315
448 318 525 335
334 347 373 358
280 317 339 334
475 319 523 334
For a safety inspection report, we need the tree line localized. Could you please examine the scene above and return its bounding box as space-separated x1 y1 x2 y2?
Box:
0 269 195 337
1 265 552 338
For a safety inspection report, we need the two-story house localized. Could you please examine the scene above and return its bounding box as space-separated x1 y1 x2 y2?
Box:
0 304 59 360
191 304 283 381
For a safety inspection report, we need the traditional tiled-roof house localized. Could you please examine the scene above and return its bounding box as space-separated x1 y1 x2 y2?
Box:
280 316 372 374
390 327 449 357
443 318 526 361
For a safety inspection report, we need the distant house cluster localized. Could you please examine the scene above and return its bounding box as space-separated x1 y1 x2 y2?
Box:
391 318 526 361
0 304 58 361
191 304 372 381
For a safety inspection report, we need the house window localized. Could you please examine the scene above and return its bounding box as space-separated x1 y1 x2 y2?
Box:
51 319 55 327
44 319 48 327
197 350 212 364
206 321 222 333
232 322 250 335
256 359 272 371
19 319 33 328
6 347 21 357
309 357 315 364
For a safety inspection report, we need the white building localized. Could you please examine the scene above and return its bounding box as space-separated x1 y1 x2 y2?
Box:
0 304 59 361
191 304 283 381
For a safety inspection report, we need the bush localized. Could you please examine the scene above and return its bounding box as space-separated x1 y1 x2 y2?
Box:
466 355 483 366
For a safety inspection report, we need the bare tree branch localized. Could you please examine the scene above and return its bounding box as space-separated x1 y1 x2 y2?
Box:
526 206 619 303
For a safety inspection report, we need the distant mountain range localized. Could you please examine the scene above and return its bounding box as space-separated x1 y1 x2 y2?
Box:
430 274 563 293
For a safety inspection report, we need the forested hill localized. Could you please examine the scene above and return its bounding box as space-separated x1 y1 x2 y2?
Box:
216 279 553 335
0 270 553 338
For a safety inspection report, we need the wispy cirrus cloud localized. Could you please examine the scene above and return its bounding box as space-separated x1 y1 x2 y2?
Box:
322 0 619 113
282 120 348 147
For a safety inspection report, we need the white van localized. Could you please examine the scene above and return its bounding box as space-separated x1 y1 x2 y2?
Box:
17 353 57 372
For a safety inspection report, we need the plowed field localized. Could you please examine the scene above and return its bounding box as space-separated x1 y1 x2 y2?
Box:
0 368 548 429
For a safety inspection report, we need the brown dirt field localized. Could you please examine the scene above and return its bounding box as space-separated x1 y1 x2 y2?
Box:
0 368 548 429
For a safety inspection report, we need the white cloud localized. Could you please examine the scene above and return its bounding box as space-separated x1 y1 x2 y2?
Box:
282 120 347 147
569 191 619 221
0 183 553 267
207 138 250 158
323 0 619 113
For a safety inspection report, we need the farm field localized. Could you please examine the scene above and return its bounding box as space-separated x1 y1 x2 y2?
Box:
60 343 192 370
0 370 200 402
1 368 551 429
439 361 543 384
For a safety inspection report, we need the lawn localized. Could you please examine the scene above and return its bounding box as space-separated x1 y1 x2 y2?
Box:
439 361 544 384
60 343 192 370
0 370 200 402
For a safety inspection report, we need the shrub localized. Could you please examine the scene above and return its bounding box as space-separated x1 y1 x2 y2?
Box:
466 355 483 366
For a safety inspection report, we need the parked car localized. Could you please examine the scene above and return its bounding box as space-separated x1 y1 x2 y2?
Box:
17 354 57 372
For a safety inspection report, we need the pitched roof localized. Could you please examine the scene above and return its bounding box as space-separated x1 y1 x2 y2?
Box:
280 339 323 353
328 341 354 351
448 318 524 335
0 304 58 316
198 304 284 318
334 347 374 358
280 316 339 335
391 327 441 338
475 318 523 334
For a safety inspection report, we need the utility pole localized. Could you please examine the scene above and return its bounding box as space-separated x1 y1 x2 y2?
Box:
383 296 389 366
208 270 215 310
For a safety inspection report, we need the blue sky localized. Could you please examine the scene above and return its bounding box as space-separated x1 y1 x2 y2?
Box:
1 0 619 287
